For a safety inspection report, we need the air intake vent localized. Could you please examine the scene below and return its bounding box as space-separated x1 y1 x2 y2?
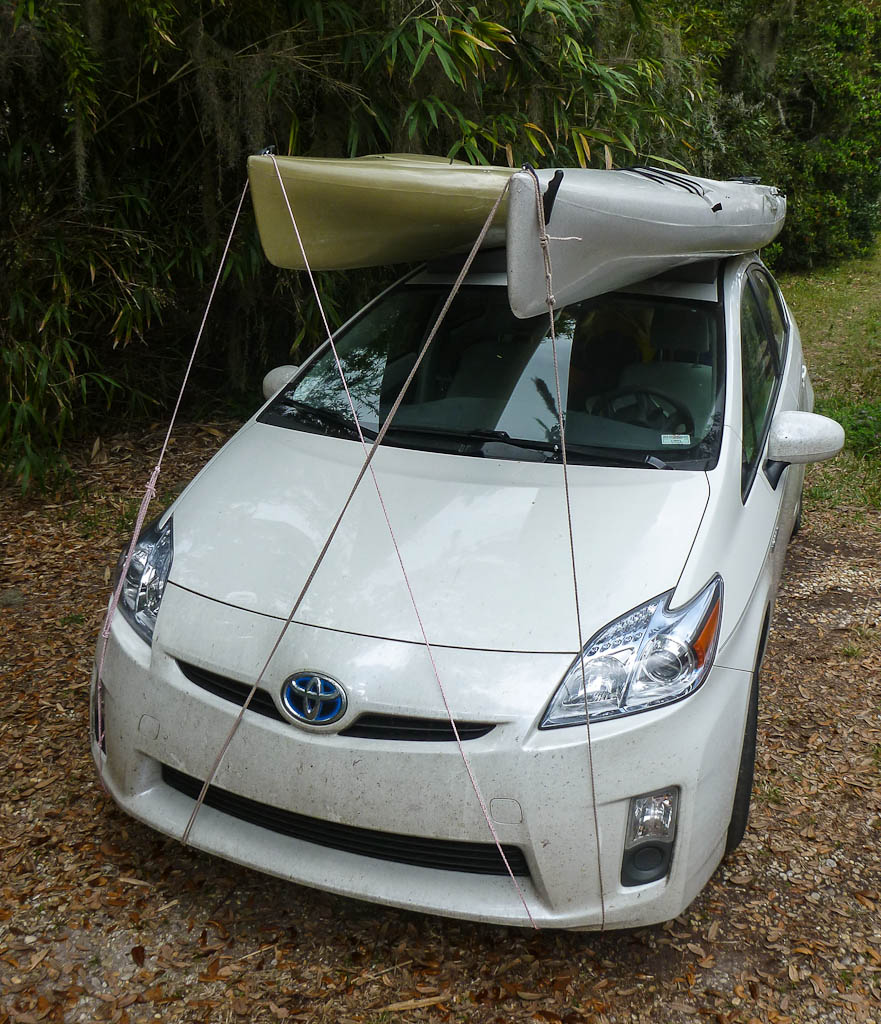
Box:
177 662 495 741
177 662 283 722
340 714 494 741
162 764 528 877
91 687 107 754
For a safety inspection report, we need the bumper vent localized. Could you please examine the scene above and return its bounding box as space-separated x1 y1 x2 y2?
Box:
340 714 494 742
162 764 528 877
91 686 107 754
177 661 495 742
177 661 284 721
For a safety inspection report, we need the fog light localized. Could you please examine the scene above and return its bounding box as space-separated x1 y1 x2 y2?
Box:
621 788 678 887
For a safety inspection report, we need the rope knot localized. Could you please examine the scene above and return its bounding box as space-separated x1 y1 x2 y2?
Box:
145 466 161 501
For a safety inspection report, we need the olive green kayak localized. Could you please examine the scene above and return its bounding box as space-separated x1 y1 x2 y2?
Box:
248 153 514 270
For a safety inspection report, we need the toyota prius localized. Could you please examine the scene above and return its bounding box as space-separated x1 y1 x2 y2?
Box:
92 250 843 929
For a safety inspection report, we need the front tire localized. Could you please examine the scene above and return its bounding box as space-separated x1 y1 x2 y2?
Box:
790 493 803 541
790 481 807 544
725 667 759 855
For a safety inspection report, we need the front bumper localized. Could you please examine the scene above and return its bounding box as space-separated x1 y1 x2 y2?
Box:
92 583 752 929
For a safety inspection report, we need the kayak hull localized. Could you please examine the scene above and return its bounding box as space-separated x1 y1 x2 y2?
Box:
248 154 513 271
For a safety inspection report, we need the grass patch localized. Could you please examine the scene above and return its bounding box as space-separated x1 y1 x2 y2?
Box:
779 247 881 510
814 396 881 458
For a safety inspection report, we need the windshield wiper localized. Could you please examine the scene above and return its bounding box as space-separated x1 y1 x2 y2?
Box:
284 400 377 440
382 424 669 466
551 443 669 469
382 424 552 455
383 424 511 441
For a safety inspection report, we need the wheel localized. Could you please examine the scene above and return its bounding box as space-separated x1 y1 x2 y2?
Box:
725 668 759 855
590 387 695 435
789 492 803 541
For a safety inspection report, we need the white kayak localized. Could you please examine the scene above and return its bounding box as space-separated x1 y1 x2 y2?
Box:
248 155 785 314
505 165 786 317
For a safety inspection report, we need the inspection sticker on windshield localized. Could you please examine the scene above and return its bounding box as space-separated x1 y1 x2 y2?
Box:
661 434 691 446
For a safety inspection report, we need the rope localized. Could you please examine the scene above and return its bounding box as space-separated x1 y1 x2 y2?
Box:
94 159 611 929
524 166 607 929
94 179 251 773
182 166 535 926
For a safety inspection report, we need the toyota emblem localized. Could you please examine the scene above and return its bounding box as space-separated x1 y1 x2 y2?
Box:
280 673 347 727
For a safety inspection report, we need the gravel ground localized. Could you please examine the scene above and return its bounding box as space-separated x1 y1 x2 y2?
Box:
1 428 879 1024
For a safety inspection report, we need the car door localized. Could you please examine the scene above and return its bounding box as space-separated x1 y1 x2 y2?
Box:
739 264 799 593
749 267 809 523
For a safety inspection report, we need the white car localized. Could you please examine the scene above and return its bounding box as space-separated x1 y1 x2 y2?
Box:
92 250 843 930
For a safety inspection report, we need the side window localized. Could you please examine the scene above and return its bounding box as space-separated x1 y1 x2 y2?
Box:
740 284 779 497
749 269 788 362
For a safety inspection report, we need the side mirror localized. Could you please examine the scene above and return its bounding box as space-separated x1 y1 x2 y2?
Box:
262 365 299 401
765 410 845 488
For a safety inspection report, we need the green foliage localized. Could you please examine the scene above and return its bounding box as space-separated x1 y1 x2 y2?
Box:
779 244 881 510
686 0 881 269
2 0 881 488
814 397 881 459
1 0 712 487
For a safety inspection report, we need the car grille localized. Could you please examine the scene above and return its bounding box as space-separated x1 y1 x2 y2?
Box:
177 661 496 741
162 764 529 877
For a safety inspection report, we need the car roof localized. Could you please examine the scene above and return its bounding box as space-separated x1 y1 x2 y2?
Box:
413 251 722 304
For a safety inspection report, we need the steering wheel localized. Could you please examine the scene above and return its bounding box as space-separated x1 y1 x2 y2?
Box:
590 387 694 435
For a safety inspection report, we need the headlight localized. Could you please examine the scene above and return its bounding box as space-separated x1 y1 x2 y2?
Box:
114 516 174 644
541 575 723 727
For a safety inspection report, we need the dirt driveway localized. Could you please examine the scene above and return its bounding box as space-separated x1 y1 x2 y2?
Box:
1 430 879 1024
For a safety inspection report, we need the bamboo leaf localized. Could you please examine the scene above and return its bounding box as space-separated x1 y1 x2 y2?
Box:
644 153 690 171
475 20 515 45
434 44 463 86
581 128 617 144
425 98 439 130
411 40 434 80
617 130 637 155
451 29 496 52
572 129 590 166
524 127 545 156
418 21 447 46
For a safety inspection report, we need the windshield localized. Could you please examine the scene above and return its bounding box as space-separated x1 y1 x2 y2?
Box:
260 283 725 468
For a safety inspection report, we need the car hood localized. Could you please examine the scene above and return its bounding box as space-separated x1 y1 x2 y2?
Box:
167 422 710 653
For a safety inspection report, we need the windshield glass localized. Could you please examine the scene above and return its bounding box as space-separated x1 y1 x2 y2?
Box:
260 283 725 468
